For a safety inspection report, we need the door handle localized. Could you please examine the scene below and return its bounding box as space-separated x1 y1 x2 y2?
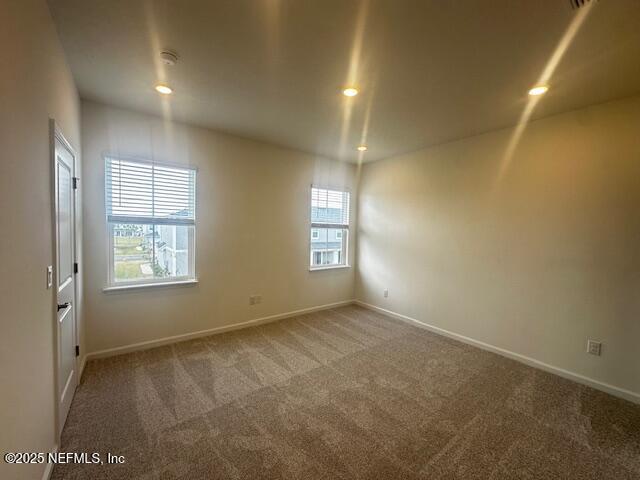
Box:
57 302 71 311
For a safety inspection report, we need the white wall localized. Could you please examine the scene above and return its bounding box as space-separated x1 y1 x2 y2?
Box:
0 1 81 479
82 101 357 354
356 95 640 398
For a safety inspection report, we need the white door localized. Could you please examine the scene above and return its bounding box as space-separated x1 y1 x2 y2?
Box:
54 130 78 434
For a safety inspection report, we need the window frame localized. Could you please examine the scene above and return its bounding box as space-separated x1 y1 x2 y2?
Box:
104 155 197 289
308 185 351 271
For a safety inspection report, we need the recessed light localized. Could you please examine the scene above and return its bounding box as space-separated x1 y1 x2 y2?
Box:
155 84 173 95
357 145 368 152
528 85 549 96
343 87 359 97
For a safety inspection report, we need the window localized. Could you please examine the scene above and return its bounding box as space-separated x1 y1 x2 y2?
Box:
310 186 350 269
105 157 196 286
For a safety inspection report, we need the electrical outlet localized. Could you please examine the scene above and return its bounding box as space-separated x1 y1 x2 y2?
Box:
249 295 262 305
587 340 602 356
383 289 389 298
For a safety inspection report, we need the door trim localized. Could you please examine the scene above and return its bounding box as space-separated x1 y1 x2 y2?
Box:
50 119 79 440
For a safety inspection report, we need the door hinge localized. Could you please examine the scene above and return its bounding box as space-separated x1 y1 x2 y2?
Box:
72 177 79 189
75 345 80 357
74 262 79 274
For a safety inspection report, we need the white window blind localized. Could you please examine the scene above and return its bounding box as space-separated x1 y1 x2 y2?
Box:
106 157 196 225
311 187 350 229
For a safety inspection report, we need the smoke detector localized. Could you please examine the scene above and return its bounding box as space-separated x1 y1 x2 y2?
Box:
160 51 178 66
569 0 598 10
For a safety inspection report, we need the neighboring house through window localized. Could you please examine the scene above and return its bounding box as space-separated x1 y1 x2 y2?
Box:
105 156 196 286
309 186 350 269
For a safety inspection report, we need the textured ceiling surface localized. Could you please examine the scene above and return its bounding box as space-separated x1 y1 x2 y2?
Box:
49 0 640 162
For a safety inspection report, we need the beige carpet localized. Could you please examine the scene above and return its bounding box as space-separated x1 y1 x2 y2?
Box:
53 305 640 479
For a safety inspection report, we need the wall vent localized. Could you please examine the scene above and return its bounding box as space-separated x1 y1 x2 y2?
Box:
569 0 598 10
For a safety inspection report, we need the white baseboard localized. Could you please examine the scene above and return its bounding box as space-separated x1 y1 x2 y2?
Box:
355 300 640 405
41 444 58 480
85 300 356 361
79 354 87 381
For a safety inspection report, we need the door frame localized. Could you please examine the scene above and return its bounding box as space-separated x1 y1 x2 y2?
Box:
50 119 79 439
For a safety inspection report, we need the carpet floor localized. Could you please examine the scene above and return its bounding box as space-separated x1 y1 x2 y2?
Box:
52 305 640 479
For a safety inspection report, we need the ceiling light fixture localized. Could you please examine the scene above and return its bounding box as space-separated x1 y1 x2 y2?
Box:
343 87 359 97
155 84 173 95
357 145 368 152
528 85 549 96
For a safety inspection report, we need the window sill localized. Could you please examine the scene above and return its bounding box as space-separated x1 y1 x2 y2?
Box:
309 264 351 272
103 279 198 292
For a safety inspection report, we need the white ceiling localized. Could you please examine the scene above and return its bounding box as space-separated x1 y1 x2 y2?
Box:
49 0 640 162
